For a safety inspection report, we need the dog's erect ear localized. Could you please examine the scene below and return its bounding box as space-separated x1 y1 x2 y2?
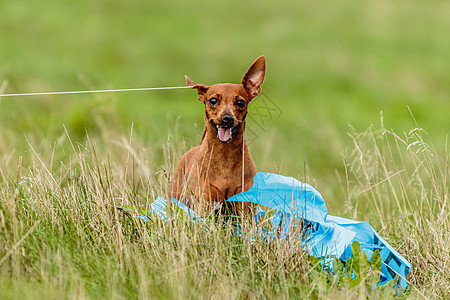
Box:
242 56 266 100
185 75 209 102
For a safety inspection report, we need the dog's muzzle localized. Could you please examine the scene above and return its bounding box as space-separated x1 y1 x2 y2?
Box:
211 119 239 143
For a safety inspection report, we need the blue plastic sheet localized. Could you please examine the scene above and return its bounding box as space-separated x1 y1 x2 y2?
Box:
148 172 412 288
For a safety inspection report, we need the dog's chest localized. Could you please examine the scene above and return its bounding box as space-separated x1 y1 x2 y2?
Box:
206 164 254 201
194 143 255 201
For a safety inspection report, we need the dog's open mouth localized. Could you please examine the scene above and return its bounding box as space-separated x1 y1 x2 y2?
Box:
211 121 239 143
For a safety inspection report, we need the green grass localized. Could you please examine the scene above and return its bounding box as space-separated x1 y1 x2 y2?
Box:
0 125 448 299
1 0 449 298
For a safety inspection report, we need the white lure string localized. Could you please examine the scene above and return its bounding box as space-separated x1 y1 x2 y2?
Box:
0 86 191 97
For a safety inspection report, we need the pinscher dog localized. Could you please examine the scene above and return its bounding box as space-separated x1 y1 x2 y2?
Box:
170 56 266 217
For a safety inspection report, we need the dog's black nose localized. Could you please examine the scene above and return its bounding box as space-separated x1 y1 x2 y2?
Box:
222 115 234 126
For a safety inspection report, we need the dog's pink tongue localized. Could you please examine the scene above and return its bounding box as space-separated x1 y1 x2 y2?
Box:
218 127 231 142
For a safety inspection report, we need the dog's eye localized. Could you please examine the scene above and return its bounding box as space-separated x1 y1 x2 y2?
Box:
236 99 246 108
209 98 218 106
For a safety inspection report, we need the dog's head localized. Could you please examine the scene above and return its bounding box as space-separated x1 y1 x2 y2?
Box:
185 56 266 143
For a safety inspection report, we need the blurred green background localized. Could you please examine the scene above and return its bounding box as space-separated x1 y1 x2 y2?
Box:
1 0 449 213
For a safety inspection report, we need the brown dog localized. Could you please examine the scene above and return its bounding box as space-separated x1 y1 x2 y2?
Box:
170 56 266 217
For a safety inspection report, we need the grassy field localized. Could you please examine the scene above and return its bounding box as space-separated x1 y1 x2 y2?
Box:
1 0 449 298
